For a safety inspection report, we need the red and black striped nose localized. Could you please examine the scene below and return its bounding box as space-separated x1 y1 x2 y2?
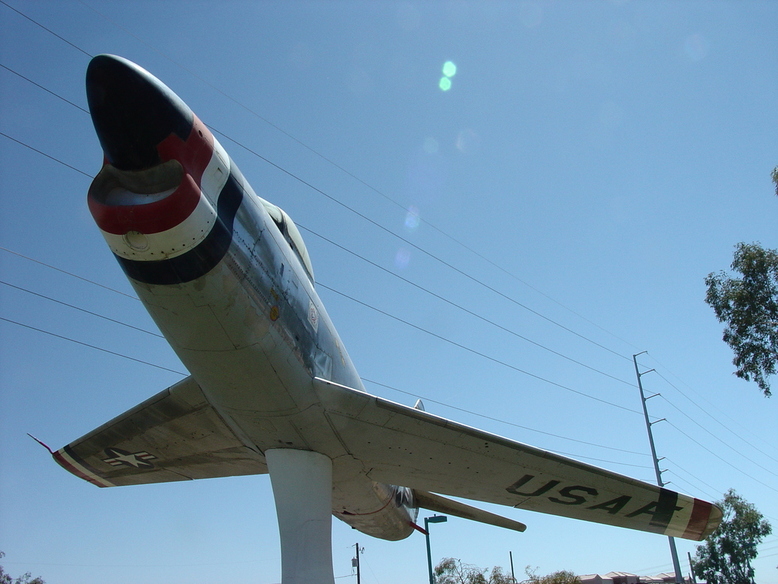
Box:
86 54 194 171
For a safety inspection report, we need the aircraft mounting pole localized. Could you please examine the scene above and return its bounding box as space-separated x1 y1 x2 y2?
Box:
266 449 335 584
633 352 684 584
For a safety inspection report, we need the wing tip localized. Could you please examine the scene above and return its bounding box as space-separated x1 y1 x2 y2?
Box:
697 501 723 540
680 499 723 541
53 445 116 488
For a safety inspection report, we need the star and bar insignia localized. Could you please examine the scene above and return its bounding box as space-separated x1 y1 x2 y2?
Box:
102 447 157 469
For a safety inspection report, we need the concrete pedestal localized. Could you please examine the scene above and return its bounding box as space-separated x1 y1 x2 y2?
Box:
266 449 335 584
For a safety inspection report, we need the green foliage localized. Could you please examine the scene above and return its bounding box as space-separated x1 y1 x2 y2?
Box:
524 566 582 584
693 489 772 584
435 558 514 584
434 560 581 584
705 242 778 397
772 166 778 196
0 553 45 584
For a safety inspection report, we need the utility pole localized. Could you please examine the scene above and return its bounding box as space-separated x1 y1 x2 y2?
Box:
509 551 516 584
633 352 684 584
687 551 697 584
353 542 363 584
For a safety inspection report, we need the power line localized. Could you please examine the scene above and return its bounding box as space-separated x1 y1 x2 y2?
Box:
320 282 641 415
13 1 603 361
658 394 778 480
2 242 646 463
0 279 163 338
2 303 649 472
0 246 138 300
663 463 721 501
362 377 650 457
0 62 90 114
1 121 635 409
216 127 631 363
649 362 778 463
0 131 91 178
0 48 634 380
663 419 778 494
0 316 186 376
302 226 635 388
630 354 778 493
0 59 639 412
632 361 778 496
0 0 93 59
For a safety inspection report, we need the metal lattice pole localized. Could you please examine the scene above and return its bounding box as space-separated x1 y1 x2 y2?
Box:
633 352 684 584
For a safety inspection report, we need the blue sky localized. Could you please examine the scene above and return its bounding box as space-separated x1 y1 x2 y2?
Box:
1 1 777 583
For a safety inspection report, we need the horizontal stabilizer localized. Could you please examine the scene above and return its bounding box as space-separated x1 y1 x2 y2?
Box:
414 489 527 533
55 376 266 487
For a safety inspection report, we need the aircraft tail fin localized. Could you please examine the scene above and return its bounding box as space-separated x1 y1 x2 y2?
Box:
414 489 527 533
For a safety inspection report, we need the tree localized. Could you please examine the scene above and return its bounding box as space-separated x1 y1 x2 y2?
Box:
693 489 772 584
524 566 582 584
435 558 514 584
705 242 778 397
772 166 778 196
0 553 45 584
704 167 778 397
434 559 582 584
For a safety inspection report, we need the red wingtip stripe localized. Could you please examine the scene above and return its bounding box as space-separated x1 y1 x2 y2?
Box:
54 448 114 488
683 498 714 540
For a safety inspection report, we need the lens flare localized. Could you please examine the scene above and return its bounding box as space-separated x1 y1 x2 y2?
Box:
394 248 411 269
404 206 421 231
439 61 457 91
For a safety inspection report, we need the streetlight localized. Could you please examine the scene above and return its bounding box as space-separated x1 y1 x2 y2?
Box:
424 514 448 584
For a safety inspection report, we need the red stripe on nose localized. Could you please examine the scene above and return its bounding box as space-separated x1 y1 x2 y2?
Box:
157 116 215 186
89 173 201 235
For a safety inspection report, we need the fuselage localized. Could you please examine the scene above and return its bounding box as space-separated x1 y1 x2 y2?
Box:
86 54 417 540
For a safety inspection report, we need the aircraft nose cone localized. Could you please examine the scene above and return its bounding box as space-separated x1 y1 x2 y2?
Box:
86 54 193 170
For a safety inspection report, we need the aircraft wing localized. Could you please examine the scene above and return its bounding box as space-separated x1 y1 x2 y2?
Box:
313 377 721 541
54 376 266 487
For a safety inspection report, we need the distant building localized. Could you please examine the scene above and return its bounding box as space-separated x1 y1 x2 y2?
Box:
652 573 681 583
604 572 640 584
578 572 693 584
579 574 613 584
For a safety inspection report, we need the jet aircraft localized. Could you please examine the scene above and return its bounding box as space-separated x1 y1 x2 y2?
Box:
52 55 721 584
